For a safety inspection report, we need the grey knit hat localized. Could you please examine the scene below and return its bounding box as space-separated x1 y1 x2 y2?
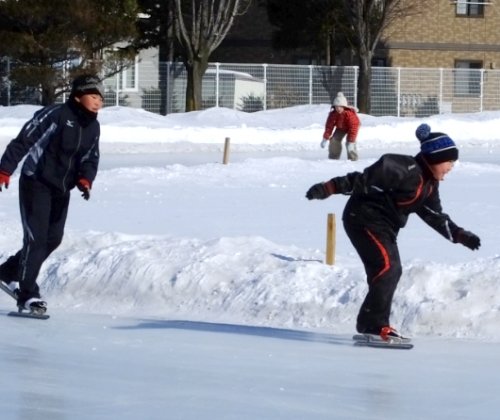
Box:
71 74 104 98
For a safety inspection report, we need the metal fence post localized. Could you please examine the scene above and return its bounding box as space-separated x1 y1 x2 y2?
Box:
263 63 268 111
115 72 120 107
166 62 171 115
397 67 401 117
480 68 484 112
215 62 220 108
439 68 443 113
309 65 313 105
353 66 358 108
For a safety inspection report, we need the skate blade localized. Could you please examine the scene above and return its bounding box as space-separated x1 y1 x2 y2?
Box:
352 334 413 349
8 309 50 320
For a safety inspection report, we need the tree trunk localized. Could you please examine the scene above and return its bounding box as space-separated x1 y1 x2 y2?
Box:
184 58 207 112
158 2 176 115
173 0 251 111
41 84 56 106
357 53 372 114
325 31 331 66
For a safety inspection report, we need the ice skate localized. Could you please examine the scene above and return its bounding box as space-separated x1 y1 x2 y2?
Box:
357 326 410 343
353 326 413 349
18 297 48 315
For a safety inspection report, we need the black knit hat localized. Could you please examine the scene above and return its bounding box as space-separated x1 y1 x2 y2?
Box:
71 74 104 98
415 123 458 164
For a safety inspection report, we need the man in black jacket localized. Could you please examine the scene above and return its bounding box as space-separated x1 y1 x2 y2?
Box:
306 123 481 341
0 74 103 314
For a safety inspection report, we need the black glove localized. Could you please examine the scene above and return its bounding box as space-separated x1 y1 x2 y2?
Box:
306 181 334 200
77 178 91 201
454 229 481 250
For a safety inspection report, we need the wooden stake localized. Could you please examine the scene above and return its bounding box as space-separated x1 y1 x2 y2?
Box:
325 213 336 265
223 137 230 164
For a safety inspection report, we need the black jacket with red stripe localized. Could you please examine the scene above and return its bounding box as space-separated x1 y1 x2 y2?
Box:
329 153 460 241
0 98 100 195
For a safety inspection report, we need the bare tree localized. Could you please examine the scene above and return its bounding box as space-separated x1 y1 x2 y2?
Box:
174 0 251 111
341 0 425 114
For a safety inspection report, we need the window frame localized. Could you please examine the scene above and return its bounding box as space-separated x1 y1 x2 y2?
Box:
119 56 139 92
453 60 483 97
455 0 486 17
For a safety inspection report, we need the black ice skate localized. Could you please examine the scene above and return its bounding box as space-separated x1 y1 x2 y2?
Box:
353 326 413 349
9 297 50 320
20 298 48 314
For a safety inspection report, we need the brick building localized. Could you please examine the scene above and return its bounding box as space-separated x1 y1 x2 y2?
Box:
214 1 500 72
380 1 500 70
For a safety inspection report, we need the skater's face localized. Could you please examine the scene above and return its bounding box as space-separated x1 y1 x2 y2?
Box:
334 106 345 113
429 160 455 181
76 93 103 113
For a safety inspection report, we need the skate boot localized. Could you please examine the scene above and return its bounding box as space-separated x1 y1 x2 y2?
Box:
18 298 48 315
353 325 413 349
379 326 410 343
357 325 410 344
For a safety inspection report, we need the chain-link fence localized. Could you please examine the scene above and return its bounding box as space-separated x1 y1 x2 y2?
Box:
3 59 500 117
100 63 500 116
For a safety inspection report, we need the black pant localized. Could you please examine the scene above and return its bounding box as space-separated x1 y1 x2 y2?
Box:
344 221 402 333
1 176 70 303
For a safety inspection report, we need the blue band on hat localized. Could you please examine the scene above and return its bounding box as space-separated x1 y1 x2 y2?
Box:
420 134 455 154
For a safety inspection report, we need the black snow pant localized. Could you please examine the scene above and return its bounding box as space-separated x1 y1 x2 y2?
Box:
343 221 402 334
1 175 70 304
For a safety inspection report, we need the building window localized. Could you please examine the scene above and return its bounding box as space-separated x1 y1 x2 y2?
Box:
454 60 482 96
372 57 388 67
119 56 139 92
455 1 485 17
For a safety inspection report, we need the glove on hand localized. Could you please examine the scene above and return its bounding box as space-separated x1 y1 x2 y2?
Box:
320 138 328 149
0 170 10 191
306 181 335 200
77 178 91 201
454 229 481 250
346 142 358 161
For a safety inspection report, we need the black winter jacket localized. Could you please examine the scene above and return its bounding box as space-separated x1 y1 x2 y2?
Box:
330 153 461 241
0 99 100 194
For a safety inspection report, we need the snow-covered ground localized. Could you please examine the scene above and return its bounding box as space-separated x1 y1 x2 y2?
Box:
1 104 500 419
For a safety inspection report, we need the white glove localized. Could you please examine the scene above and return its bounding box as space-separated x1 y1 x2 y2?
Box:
347 142 358 161
320 138 328 148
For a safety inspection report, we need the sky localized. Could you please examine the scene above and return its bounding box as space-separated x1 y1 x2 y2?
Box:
0 104 499 419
